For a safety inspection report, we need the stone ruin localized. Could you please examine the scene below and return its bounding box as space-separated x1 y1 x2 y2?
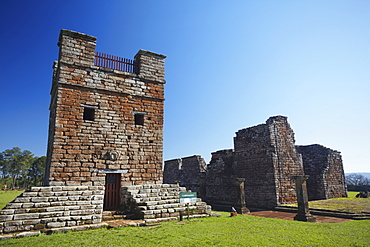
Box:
0 30 210 237
164 116 347 211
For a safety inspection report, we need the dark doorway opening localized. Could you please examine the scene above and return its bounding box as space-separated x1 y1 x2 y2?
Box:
104 173 121 210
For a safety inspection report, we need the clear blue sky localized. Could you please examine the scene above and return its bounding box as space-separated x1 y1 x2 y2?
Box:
1 1 369 173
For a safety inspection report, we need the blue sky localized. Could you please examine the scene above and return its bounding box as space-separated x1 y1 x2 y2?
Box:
0 1 369 172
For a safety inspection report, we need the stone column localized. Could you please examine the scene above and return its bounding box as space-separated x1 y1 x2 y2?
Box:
292 175 316 222
57 29 97 67
236 178 250 214
134 49 166 82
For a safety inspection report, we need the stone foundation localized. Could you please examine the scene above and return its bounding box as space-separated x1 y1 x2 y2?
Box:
0 186 104 235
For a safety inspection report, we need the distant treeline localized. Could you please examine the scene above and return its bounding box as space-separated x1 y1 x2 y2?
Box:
0 147 46 190
345 173 370 191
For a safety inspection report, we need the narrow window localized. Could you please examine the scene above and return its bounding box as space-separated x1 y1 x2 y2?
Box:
134 113 144 125
83 107 95 121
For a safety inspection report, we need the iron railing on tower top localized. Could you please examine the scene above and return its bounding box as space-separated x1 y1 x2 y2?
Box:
94 52 135 73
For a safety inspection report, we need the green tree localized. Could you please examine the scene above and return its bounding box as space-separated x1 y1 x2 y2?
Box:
1 147 35 189
28 156 46 187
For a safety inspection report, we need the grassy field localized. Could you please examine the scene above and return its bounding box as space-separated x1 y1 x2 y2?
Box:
0 190 24 209
1 191 369 246
287 191 370 213
1 211 370 246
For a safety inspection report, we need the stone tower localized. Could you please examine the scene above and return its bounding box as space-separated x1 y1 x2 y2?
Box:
233 116 304 208
45 30 166 188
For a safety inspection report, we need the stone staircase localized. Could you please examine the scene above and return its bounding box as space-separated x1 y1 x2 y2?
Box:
0 186 104 235
121 183 211 223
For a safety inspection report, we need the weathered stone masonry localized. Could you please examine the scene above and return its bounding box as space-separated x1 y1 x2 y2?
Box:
45 29 166 187
164 116 347 210
1 30 211 237
233 116 304 208
296 144 347 200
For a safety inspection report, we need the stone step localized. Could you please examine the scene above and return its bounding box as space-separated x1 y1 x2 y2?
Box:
122 184 211 220
1 214 103 234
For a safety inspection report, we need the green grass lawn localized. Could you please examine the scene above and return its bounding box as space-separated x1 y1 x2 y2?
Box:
1 212 370 246
0 190 24 209
1 191 369 246
287 191 370 213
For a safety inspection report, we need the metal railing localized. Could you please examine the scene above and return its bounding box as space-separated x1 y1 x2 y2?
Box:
94 52 135 73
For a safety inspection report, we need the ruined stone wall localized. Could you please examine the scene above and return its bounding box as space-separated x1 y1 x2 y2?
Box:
180 156 206 189
233 122 277 208
296 144 347 200
266 116 305 204
207 149 234 175
45 30 166 186
204 150 241 211
163 159 181 184
164 116 347 210
163 156 206 195
233 116 304 208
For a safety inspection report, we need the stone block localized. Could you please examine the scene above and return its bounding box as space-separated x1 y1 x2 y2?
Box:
68 191 84 196
38 192 53 197
14 213 40 220
40 218 53 224
50 201 64 206
38 187 53 192
14 208 30 214
30 187 43 192
3 226 18 233
52 186 63 191
5 203 22 209
31 197 49 203
47 222 66 228
54 191 68 197
65 205 80 210
91 200 103 205
0 209 15 215
16 231 41 238
34 202 51 208
46 206 65 212
63 186 79 191
21 203 35 208
68 196 81 201
14 197 31 203
23 219 41 225
0 215 13 221
57 196 69 201
58 216 72 221
77 186 89 190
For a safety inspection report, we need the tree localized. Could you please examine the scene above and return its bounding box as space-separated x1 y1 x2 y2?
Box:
346 174 369 186
28 156 46 187
0 147 35 189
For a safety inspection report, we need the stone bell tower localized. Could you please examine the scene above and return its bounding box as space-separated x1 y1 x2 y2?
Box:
45 29 166 188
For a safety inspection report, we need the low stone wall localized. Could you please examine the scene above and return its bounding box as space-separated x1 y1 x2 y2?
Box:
121 183 211 222
0 186 104 235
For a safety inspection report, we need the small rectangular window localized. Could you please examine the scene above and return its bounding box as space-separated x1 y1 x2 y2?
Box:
83 107 95 121
134 113 144 125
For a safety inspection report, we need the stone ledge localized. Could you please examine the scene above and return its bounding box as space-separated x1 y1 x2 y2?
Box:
0 222 108 240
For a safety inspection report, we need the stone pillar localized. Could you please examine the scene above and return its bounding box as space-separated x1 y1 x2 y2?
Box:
235 178 250 214
134 49 166 82
292 175 316 222
57 29 97 67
